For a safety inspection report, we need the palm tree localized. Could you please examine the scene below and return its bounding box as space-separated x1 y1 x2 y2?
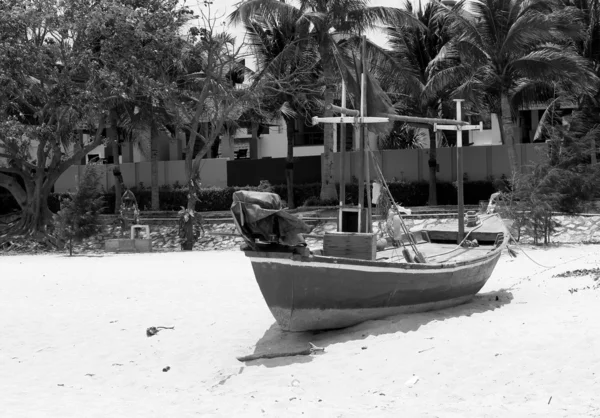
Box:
243 10 322 209
565 0 600 88
230 0 420 201
562 0 600 164
426 0 598 174
379 0 453 204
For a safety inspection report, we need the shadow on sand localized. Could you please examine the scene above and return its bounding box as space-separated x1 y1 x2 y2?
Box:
240 288 513 368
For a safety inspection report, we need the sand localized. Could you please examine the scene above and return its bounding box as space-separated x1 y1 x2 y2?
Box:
1 245 599 417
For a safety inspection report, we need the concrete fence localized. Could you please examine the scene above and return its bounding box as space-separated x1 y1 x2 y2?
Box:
54 159 228 193
53 143 548 193
331 143 547 184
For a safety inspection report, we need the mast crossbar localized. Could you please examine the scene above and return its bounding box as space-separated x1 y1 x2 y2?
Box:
434 122 483 132
312 116 389 125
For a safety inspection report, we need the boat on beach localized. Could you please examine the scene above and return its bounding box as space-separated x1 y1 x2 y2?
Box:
232 190 508 332
231 36 509 332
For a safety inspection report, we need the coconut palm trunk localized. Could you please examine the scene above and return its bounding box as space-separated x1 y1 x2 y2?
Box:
500 93 520 175
428 129 439 205
319 42 338 202
320 92 338 201
285 117 295 209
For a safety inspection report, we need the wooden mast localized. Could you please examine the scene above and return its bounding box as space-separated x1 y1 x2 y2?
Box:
357 44 365 231
338 82 347 232
433 101 483 244
455 99 465 244
361 36 372 233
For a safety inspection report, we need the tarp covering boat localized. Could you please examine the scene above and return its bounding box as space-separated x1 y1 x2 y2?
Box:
231 191 313 246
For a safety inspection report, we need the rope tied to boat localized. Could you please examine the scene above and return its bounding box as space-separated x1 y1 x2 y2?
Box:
425 213 498 259
504 228 557 269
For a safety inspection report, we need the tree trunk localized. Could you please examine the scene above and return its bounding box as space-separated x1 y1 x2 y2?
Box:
428 129 438 206
499 93 520 175
250 122 259 159
1 117 106 244
150 121 159 211
181 192 196 251
319 43 338 202
1 178 55 241
69 237 73 256
285 117 295 209
108 110 122 214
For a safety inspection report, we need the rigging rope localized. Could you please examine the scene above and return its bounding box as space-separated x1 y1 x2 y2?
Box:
367 147 425 262
366 146 562 269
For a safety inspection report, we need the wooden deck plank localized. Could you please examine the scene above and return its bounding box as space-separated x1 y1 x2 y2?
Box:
421 215 507 243
376 242 495 264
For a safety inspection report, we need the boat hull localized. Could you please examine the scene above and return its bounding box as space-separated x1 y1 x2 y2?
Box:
247 250 502 331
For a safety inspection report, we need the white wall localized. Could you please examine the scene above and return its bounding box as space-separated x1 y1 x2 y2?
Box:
259 134 287 158
294 145 324 157
257 121 326 158
255 123 286 158
471 114 502 146
54 159 228 193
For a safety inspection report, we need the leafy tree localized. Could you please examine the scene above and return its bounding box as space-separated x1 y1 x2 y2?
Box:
243 9 323 209
0 0 107 244
427 0 598 174
171 6 260 250
78 0 193 211
231 0 420 201
562 0 600 163
52 165 105 256
377 0 455 204
0 0 190 245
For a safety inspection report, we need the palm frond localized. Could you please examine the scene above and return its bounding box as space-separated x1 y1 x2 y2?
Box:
228 0 300 26
450 74 486 107
510 47 598 92
346 6 425 34
532 95 562 142
510 79 558 111
437 0 484 49
343 35 423 95
423 64 473 103
501 8 583 56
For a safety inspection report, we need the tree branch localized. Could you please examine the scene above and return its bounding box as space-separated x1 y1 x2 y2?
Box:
0 167 24 175
55 117 106 179
0 153 36 170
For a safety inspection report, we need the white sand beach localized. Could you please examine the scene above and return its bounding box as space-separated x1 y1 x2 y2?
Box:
1 245 599 417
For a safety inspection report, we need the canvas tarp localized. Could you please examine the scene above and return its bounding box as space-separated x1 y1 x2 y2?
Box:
230 191 313 246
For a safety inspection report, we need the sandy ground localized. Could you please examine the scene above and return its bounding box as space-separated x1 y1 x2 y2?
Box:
1 245 600 417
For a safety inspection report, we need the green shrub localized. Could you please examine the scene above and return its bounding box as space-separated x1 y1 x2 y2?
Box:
52 167 105 255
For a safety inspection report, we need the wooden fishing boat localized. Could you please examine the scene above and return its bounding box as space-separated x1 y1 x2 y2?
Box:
240 230 507 332
231 36 509 332
232 182 509 332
